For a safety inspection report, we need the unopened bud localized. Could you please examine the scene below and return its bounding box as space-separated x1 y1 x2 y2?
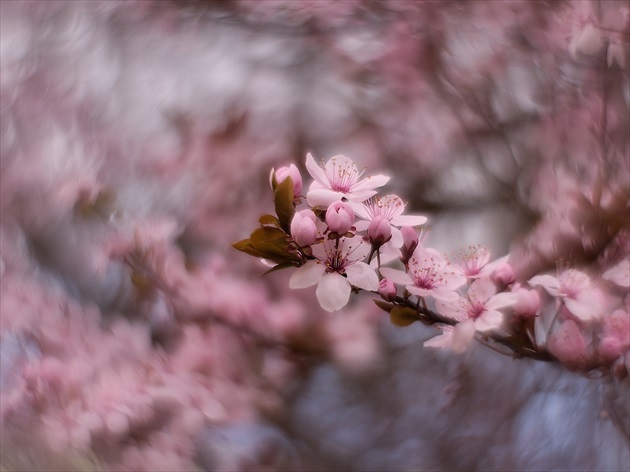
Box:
271 164 303 196
512 287 540 318
367 216 392 246
378 278 397 301
291 210 317 247
491 262 515 287
400 226 419 264
326 201 355 235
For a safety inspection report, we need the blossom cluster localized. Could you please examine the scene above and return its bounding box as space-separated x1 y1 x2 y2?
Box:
235 155 630 374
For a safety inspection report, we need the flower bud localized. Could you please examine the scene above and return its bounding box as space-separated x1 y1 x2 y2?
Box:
512 287 540 318
400 226 418 264
378 278 397 301
491 262 515 287
367 216 392 246
326 201 355 235
271 164 303 196
547 320 587 364
290 210 317 247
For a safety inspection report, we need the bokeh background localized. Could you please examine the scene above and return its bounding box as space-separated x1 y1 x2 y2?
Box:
1 1 628 471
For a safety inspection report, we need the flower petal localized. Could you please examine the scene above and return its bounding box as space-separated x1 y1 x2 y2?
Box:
389 226 403 248
435 299 465 321
474 310 504 331
305 153 329 186
390 214 428 227
316 272 351 312
289 261 326 289
565 295 600 321
380 267 413 285
485 292 518 311
351 174 390 192
452 320 476 353
528 274 561 295
431 287 461 301
306 187 345 208
345 262 379 291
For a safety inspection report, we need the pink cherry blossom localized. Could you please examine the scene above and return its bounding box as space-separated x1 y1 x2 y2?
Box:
305 153 389 208
602 259 630 288
435 278 517 352
547 319 588 364
289 237 378 312
325 201 355 234
351 195 427 248
451 246 510 281
597 309 630 361
529 269 602 321
290 210 318 247
380 246 466 301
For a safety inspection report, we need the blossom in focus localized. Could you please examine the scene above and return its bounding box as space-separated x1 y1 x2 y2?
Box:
289 237 378 312
325 201 355 235
290 210 318 247
271 164 303 196
352 195 427 247
305 153 389 207
435 278 517 352
380 246 466 301
529 269 602 321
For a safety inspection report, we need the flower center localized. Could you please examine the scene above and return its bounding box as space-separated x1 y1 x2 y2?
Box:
363 195 403 221
326 158 360 192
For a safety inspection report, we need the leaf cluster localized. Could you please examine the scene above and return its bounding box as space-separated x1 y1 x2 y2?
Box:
232 176 303 272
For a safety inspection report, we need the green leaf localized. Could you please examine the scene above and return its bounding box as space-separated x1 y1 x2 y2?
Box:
389 306 418 327
274 176 295 233
373 299 394 313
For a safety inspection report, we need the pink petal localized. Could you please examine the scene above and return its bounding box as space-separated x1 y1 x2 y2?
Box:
289 261 326 289
353 220 370 232
452 320 476 353
424 328 454 349
389 226 403 248
306 187 345 208
390 214 428 227
305 152 329 186
474 310 504 331
528 274 561 295
565 296 600 322
485 292 518 311
345 189 380 203
435 299 465 321
351 174 390 192
431 286 461 301
468 277 497 302
379 267 413 286
316 272 351 312
345 262 379 291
